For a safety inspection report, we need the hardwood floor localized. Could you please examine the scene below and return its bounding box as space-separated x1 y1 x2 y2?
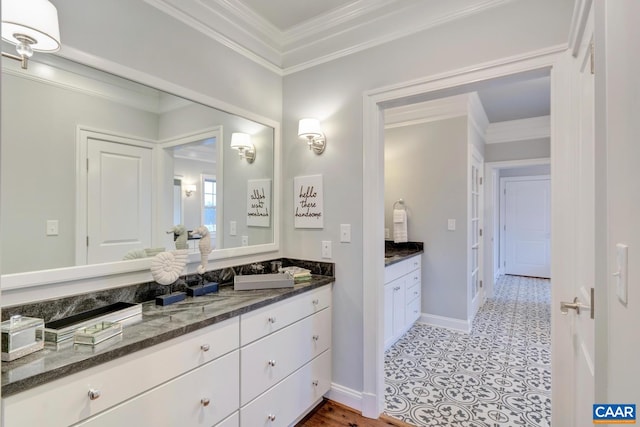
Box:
296 399 413 427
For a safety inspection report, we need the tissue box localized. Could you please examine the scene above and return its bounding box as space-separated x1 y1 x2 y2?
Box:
1 315 44 362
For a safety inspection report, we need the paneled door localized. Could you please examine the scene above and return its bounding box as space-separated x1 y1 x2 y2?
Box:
85 134 153 264
503 177 551 278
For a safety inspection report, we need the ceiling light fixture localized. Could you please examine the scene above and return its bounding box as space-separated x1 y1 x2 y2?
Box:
1 0 61 70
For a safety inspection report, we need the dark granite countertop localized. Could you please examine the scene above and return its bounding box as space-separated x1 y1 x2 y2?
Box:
1 276 334 397
385 241 424 266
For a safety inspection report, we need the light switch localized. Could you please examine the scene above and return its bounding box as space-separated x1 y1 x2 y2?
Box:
46 220 59 236
447 219 456 231
322 241 332 259
340 224 351 243
230 221 237 236
241 236 248 246
614 243 628 304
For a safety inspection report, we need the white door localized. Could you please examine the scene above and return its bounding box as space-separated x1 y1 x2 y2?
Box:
504 177 551 278
87 137 153 264
569 7 596 425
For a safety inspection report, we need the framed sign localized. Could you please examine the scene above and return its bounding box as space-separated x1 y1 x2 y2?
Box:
294 174 323 228
247 179 271 227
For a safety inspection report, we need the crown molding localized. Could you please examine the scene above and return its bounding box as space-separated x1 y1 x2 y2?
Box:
485 115 550 144
385 93 473 129
144 0 516 75
568 0 593 57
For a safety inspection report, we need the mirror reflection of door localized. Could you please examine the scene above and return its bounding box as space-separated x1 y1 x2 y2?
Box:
86 136 153 264
173 178 183 225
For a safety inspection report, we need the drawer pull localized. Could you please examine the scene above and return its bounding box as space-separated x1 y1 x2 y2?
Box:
414 291 419 296
201 398 211 407
394 286 401 291
268 414 276 422
312 335 319 341
88 389 101 401
312 380 319 387
268 359 277 367
268 316 277 324
201 344 210 352
312 299 319 305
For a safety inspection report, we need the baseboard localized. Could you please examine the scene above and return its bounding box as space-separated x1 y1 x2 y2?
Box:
419 313 471 333
327 382 363 413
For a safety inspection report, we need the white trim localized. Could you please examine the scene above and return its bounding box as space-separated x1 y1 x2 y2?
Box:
327 383 363 413
568 0 594 57
384 93 470 128
363 46 566 419
485 115 551 144
418 314 472 334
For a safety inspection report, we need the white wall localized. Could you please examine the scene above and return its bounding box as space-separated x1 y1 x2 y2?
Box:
597 0 640 406
385 118 468 321
283 0 574 399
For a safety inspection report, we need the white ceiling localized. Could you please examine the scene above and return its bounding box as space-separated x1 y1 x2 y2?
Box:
145 0 550 123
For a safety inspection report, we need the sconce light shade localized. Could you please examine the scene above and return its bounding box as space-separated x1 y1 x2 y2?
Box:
230 132 255 163
298 118 326 154
1 0 61 69
184 184 197 197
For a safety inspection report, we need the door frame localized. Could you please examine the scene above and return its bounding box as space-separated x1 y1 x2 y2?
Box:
76 126 156 265
484 158 550 296
361 47 579 425
500 175 551 278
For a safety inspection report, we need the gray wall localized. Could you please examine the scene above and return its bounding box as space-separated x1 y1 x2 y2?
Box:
282 0 574 395
1 73 159 274
484 138 550 162
385 118 469 320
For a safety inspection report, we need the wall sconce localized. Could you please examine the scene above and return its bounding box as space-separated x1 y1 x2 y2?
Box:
184 184 197 197
1 0 61 70
298 118 326 154
230 132 256 163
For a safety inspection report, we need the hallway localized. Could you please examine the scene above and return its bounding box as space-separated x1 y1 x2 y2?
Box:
384 275 551 426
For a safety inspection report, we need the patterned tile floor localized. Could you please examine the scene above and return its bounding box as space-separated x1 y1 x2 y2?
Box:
384 275 551 427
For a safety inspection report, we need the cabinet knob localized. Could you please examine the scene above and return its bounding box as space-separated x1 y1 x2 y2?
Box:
312 380 319 387
268 414 276 422
312 335 319 341
312 299 319 305
201 398 211 407
88 389 101 401
268 359 277 367
268 316 276 324
201 344 210 352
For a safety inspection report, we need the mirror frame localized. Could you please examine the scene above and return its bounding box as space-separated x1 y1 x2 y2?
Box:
1 47 281 295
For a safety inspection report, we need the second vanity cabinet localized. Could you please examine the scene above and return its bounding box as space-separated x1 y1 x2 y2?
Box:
1 283 333 427
384 255 421 349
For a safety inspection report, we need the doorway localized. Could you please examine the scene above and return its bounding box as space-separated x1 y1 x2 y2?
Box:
362 49 580 425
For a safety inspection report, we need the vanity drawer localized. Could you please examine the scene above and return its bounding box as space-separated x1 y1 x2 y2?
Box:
240 285 331 346
240 349 331 427
406 297 421 325
405 280 421 303
407 255 421 272
2 317 239 427
407 267 421 288
76 350 239 427
240 307 331 405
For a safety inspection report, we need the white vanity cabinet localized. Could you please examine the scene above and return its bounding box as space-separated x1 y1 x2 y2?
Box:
384 255 421 349
2 317 240 427
239 285 332 426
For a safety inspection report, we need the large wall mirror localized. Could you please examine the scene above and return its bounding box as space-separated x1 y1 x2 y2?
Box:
1 52 279 289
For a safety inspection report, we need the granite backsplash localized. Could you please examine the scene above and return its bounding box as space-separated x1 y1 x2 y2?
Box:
2 258 334 323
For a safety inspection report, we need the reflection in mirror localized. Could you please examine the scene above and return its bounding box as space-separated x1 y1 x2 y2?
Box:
1 54 275 276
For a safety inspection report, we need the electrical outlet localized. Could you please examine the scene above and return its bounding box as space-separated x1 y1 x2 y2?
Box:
385 228 390 239
230 221 237 236
447 219 456 231
322 241 332 259
340 224 351 243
